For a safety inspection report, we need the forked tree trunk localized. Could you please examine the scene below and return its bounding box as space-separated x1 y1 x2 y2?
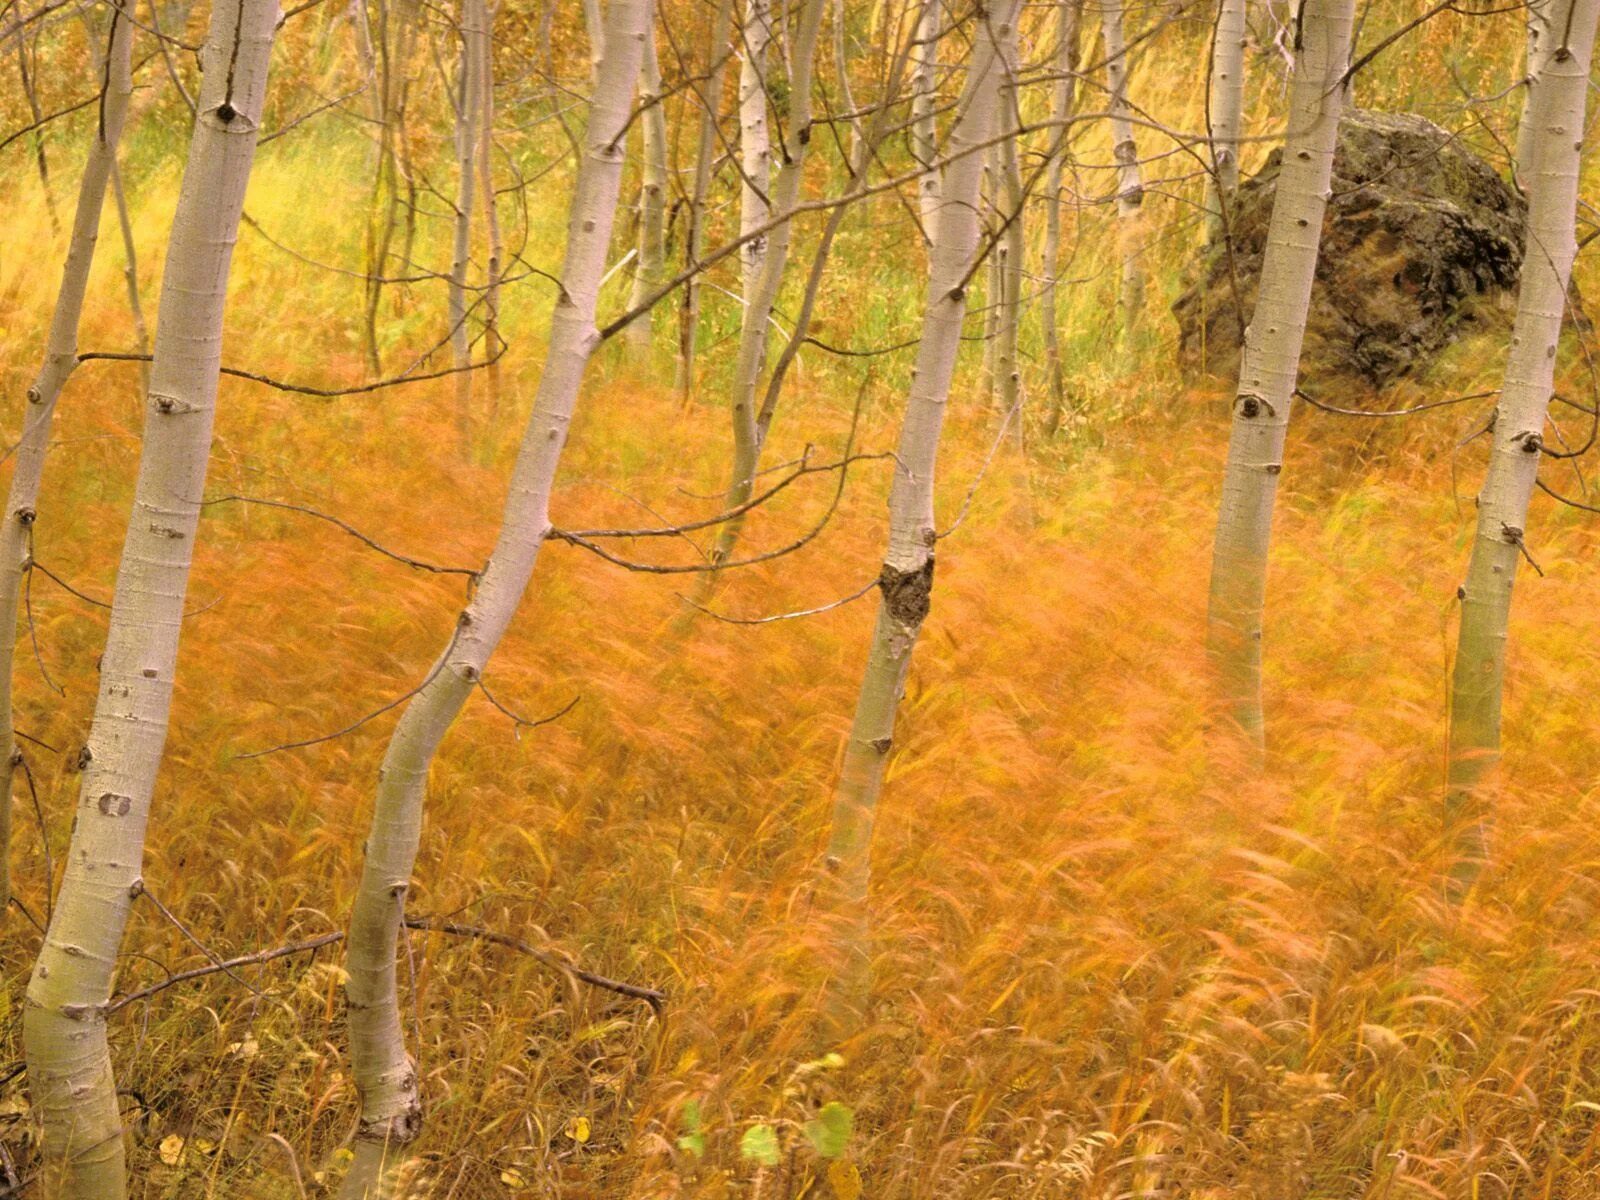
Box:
1101 0 1145 324
449 0 485 451
338 0 648 1192
20 0 277 1191
1448 0 1598 874
0 0 136 918
1205 0 1246 239
1041 0 1079 434
676 0 736 400
626 15 669 357
1513 0 1555 191
1205 0 1354 749
738 0 774 296
822 0 1019 1031
910 0 942 238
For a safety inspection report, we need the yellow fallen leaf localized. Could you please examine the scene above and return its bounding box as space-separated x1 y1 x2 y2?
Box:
158 1135 185 1166
828 1159 862 1200
500 1167 528 1188
566 1116 591 1144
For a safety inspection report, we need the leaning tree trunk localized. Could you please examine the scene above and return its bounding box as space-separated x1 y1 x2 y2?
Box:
625 14 669 357
1040 0 1079 435
0 0 135 917
675 0 736 400
20 0 277 1192
1513 0 1555 191
338 0 649 1192
823 0 1019 1032
1101 0 1145 324
1448 0 1598 875
1204 0 1247 240
1205 0 1354 749
448 0 485 452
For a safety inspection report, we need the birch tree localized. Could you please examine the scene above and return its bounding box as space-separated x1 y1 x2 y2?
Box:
910 0 942 236
20 0 278 1190
1100 0 1145 322
626 16 669 357
823 0 1019 1027
1204 0 1247 239
676 0 735 399
449 0 486 450
1041 0 1080 433
0 0 135 915
738 0 775 296
1448 0 1598 871
338 0 649 1190
1205 0 1354 748
1513 0 1555 191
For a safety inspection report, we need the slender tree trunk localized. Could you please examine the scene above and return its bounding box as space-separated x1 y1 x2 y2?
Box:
1041 0 1080 435
1448 0 1598 875
909 0 942 239
449 0 485 453
20 0 277 1191
362 0 421 374
823 0 1019 1031
626 14 669 357
685 0 827 603
1205 0 1354 749
1513 0 1556 192
1101 0 1144 324
0 0 136 921
477 0 502 419
339 1 648 1192
108 159 152 395
676 0 736 401
14 16 60 235
738 0 774 298
1204 0 1246 240
994 18 1024 433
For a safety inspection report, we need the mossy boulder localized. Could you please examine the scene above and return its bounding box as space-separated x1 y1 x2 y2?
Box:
1173 109 1526 390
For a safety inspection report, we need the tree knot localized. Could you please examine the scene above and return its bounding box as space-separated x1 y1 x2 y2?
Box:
878 557 934 626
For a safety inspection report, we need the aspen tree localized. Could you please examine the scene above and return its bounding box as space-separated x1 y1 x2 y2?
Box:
338 0 649 1190
910 0 942 236
1041 0 1079 434
0 0 136 915
1205 0 1354 747
1448 0 1598 869
676 0 736 399
738 0 775 296
1514 0 1555 191
1204 0 1247 239
1100 0 1145 322
824 0 1019 1026
993 12 1024 430
626 16 669 357
20 0 278 1190
449 0 486 449
477 1 503 412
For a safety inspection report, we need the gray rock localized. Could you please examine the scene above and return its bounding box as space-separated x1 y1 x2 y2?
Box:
1173 109 1526 390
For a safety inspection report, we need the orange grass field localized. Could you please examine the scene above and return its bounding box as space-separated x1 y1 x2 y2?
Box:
5 7 1600 1195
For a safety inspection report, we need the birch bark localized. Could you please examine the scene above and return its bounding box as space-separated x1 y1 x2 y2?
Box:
21 0 277 1191
449 0 485 451
1448 0 1598 867
1041 0 1079 434
626 16 669 356
1205 0 1247 239
338 0 648 1191
1205 0 1354 748
1514 0 1555 191
1101 0 1145 322
0 0 136 916
910 0 942 237
477 2 503 413
823 0 1019 1027
738 0 774 296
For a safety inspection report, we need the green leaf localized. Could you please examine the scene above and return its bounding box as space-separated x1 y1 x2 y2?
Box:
676 1132 707 1158
803 1102 854 1159
740 1124 781 1166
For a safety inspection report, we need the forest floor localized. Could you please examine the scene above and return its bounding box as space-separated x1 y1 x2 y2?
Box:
3 129 1600 1199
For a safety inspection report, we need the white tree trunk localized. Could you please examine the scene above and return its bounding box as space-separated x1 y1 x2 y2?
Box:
1448 0 1598 865
477 1 503 415
625 15 668 356
449 0 485 450
994 15 1024 431
20 0 277 1191
1205 0 1247 239
910 0 942 238
1041 0 1079 433
823 0 1019 1029
0 0 136 916
676 0 736 400
1101 0 1145 323
1514 0 1556 191
1205 0 1353 748
338 0 649 1191
737 0 774 297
